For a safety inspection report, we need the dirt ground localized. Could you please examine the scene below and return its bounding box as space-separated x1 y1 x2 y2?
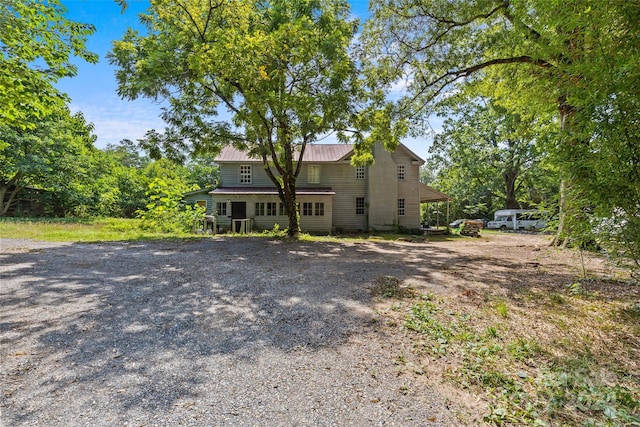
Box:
1 232 637 425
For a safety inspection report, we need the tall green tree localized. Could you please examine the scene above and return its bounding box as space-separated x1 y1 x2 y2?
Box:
0 107 98 216
109 0 400 237
427 99 557 214
363 0 640 247
0 0 97 128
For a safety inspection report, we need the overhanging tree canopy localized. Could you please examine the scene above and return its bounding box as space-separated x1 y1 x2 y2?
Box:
362 0 640 247
109 0 403 236
0 0 97 128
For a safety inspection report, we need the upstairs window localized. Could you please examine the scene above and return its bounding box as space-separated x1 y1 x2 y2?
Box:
240 165 252 184
397 165 405 180
308 165 320 184
355 166 365 180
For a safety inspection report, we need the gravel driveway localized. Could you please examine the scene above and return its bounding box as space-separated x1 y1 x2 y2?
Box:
1 237 462 426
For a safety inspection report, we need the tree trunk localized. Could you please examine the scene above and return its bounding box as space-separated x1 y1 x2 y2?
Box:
0 175 23 216
503 169 519 209
282 172 300 237
0 185 7 216
550 98 576 247
259 130 302 238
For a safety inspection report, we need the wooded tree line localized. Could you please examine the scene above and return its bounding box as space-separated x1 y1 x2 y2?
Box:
2 0 638 264
0 117 219 217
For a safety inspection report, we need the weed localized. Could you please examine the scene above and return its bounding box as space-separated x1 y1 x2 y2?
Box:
495 300 509 318
402 296 640 427
566 282 584 296
548 293 565 305
507 338 542 362
485 326 500 339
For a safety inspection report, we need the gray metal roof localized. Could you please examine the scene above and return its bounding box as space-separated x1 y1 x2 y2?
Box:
215 144 353 163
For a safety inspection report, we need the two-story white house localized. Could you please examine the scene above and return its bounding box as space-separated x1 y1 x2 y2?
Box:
210 142 425 233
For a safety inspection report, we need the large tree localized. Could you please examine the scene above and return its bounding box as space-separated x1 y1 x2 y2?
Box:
0 107 98 216
362 0 640 246
109 0 398 236
428 99 557 214
0 0 97 128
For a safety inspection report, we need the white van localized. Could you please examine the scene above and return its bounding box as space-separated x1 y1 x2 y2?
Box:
486 209 547 231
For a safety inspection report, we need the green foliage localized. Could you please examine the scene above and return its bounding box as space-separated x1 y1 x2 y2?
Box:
0 0 97 128
260 223 288 238
0 106 99 216
137 176 204 234
425 100 558 219
109 0 396 237
363 0 640 261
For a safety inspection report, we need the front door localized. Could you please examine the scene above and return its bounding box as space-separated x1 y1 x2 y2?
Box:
231 202 247 232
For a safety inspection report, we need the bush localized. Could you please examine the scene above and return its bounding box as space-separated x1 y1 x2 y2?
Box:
137 178 205 233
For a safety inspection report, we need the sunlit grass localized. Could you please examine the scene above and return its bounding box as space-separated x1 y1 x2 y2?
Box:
1 217 467 243
0 217 196 242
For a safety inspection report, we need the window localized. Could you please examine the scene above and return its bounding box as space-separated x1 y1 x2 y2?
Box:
355 166 365 180
240 165 252 184
397 165 405 180
398 199 405 216
255 202 265 216
308 165 320 184
356 197 365 215
315 202 324 216
267 202 277 216
279 203 286 216
303 202 313 216
216 202 227 216
196 200 207 209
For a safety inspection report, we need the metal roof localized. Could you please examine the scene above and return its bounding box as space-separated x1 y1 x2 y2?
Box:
211 187 336 195
420 184 451 202
215 145 353 163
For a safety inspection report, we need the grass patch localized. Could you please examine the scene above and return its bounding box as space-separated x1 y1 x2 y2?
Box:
0 217 197 242
400 292 640 426
1 218 466 244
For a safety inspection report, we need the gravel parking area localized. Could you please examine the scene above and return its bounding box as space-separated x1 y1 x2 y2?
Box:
1 236 469 426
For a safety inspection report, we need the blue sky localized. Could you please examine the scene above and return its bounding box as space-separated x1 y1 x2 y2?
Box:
58 0 439 159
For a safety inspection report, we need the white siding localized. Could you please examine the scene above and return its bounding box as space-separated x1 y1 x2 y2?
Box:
298 163 367 231
220 163 274 186
392 150 422 230
215 143 423 233
211 193 333 233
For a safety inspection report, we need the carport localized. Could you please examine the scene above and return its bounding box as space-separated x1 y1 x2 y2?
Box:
419 183 451 229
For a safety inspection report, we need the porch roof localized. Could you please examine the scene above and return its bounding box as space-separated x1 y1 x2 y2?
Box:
420 184 451 202
210 187 335 195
